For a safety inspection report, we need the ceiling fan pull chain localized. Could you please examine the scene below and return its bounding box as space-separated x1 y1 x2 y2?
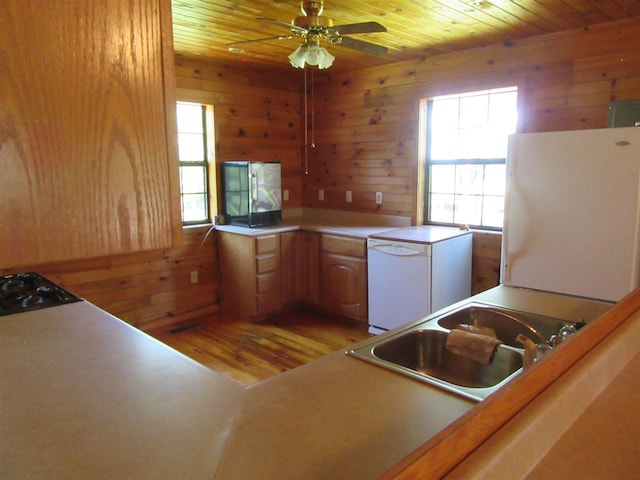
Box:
304 66 309 175
311 68 316 148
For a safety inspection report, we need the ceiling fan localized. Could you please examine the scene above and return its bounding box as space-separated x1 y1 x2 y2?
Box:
227 1 388 69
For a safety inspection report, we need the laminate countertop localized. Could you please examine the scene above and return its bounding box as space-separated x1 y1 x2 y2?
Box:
446 295 640 480
0 287 618 480
213 207 413 239
214 219 402 239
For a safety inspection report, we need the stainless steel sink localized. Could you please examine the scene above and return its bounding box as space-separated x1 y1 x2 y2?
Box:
436 304 556 347
347 302 572 401
372 329 522 388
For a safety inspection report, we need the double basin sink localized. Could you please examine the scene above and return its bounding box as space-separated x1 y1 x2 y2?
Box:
347 302 576 402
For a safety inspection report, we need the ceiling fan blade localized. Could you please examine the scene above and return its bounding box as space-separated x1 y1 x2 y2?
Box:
330 36 388 56
328 21 387 36
227 35 294 47
257 17 308 35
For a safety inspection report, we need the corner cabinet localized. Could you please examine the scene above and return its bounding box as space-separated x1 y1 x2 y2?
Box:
217 230 368 323
218 231 300 320
320 234 368 323
0 0 182 269
297 231 321 306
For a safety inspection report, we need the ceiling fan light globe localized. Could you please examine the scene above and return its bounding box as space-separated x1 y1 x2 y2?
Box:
305 44 322 66
288 44 307 68
317 48 335 69
304 44 334 68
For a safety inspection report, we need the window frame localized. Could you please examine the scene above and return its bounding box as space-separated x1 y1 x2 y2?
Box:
422 86 518 231
175 100 216 226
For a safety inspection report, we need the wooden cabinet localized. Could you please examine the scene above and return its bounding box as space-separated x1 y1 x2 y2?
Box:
255 235 281 315
218 232 280 319
297 231 321 305
218 230 368 322
320 234 368 322
280 231 299 306
0 0 181 269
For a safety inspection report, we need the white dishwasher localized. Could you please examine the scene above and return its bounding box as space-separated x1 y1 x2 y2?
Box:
367 226 472 334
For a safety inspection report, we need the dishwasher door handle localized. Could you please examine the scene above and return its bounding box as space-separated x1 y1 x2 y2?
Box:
369 245 425 256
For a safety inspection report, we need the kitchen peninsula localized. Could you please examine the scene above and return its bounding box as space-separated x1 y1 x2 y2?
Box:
3 279 635 479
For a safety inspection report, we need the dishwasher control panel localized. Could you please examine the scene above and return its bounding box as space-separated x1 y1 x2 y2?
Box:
367 238 431 256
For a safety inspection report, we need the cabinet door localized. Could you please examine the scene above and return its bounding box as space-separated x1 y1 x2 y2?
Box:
218 233 256 319
0 0 181 268
297 231 321 305
321 253 368 322
280 231 299 306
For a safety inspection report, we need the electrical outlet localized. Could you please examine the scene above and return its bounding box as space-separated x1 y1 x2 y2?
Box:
346 190 352 203
190 271 198 284
283 189 289 201
375 192 383 204
319 189 324 201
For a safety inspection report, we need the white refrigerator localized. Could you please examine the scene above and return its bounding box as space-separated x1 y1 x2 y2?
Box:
502 126 640 302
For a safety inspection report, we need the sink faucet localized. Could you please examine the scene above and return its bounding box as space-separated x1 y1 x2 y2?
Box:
518 323 579 367
480 307 548 343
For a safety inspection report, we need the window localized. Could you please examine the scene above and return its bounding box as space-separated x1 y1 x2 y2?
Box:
425 87 517 229
176 101 214 225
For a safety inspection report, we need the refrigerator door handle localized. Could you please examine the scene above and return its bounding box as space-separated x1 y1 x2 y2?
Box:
501 230 511 282
502 257 511 282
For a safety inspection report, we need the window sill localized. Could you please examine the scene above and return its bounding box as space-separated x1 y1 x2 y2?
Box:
183 223 214 230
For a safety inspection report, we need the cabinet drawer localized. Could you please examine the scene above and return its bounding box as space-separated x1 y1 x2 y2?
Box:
256 234 278 254
322 234 366 258
256 272 278 294
256 253 279 273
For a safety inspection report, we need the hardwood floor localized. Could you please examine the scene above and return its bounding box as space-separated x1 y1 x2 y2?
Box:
146 308 372 386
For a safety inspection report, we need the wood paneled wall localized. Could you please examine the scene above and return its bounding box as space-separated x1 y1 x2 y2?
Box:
471 232 502 295
302 17 640 291
173 57 305 210
0 227 218 330
304 17 640 221
0 62 305 330
7 18 639 327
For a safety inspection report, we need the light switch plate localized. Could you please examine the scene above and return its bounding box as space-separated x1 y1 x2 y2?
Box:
319 189 324 201
346 190 352 202
375 192 382 204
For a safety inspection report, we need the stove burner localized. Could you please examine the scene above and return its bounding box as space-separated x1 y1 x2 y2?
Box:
0 272 82 316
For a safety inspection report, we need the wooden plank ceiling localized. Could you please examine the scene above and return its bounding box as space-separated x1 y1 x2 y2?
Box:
171 0 640 72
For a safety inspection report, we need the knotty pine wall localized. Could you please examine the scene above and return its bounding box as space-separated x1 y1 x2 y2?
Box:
0 226 218 330
6 18 639 327
305 17 640 220
2 63 303 330
174 57 304 210
304 16 640 292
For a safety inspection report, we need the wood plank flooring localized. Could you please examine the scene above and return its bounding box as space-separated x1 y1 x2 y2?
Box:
146 308 371 386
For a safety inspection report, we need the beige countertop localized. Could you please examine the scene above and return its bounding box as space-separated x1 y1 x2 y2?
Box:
214 207 412 238
446 297 640 480
525 351 640 479
370 225 472 244
0 302 244 480
216 351 474 480
471 285 613 324
215 220 397 239
0 286 617 479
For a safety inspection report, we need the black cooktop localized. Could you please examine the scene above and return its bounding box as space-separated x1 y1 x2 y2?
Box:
0 272 82 316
